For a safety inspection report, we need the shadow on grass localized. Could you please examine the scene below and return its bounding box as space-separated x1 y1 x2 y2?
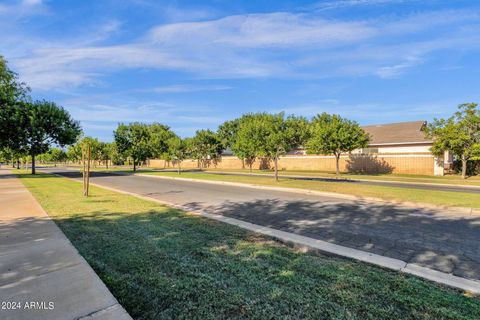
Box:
2 207 480 320
31 170 480 279
182 198 480 281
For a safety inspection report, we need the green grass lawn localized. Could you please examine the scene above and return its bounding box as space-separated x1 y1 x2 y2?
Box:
203 168 480 186
19 172 480 319
137 171 480 209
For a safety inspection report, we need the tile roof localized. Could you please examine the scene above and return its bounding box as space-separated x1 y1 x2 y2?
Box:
362 120 432 145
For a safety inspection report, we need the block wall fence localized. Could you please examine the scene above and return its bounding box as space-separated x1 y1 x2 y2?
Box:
148 153 439 175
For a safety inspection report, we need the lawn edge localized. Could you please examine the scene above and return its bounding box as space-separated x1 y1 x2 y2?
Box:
135 173 479 216
13 171 133 320
40 170 480 294
204 170 480 190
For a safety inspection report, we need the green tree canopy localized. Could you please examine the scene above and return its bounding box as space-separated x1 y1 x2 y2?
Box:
97 141 118 169
166 136 187 174
217 119 240 149
0 147 14 166
426 103 480 179
232 112 308 180
231 114 260 171
0 56 30 150
188 129 223 168
67 143 82 162
38 148 67 164
18 100 81 174
149 123 176 160
114 123 152 171
306 113 370 176
256 113 307 181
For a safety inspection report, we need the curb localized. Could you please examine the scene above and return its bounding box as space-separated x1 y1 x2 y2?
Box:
43 170 480 294
204 170 480 191
135 173 479 216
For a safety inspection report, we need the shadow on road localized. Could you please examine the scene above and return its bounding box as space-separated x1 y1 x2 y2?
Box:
184 198 480 280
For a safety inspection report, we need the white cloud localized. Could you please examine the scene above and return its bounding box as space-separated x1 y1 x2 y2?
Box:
149 84 232 93
22 0 42 5
0 0 47 17
375 56 422 78
310 0 411 11
147 13 376 48
4 9 480 90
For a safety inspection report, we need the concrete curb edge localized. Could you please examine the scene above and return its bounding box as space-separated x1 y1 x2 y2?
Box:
135 173 478 216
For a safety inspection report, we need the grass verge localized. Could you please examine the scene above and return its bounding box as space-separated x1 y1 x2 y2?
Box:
18 172 480 319
137 171 480 209
203 168 480 187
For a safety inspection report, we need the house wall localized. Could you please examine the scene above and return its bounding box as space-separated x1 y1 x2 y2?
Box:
374 144 431 153
149 153 437 175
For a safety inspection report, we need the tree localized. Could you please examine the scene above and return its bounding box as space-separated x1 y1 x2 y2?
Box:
256 113 307 181
38 148 67 166
233 113 307 181
217 119 240 150
149 123 176 160
0 147 15 167
114 123 152 172
426 103 480 179
231 114 260 171
166 136 187 174
0 56 30 151
18 100 81 174
108 142 124 165
97 142 114 169
188 129 223 168
67 143 82 163
306 113 370 176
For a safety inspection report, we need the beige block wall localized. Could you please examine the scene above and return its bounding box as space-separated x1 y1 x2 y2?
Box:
149 153 435 175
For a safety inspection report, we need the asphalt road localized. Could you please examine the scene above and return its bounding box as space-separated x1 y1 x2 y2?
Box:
201 171 480 194
43 168 480 281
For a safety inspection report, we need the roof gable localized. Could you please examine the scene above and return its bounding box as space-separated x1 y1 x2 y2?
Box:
362 121 431 145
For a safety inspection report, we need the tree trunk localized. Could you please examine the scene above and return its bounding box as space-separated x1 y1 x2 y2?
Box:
133 158 137 172
178 162 181 175
106 158 109 169
274 154 279 182
16 159 20 170
249 162 253 173
335 153 341 177
241 158 245 169
31 154 36 175
461 156 467 179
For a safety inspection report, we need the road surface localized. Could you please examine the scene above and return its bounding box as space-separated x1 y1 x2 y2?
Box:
43 168 480 281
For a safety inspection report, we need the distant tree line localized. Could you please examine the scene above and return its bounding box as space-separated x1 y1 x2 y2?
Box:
111 112 370 179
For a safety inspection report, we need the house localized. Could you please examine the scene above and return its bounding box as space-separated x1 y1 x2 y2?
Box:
361 120 432 153
285 120 448 175
361 121 452 175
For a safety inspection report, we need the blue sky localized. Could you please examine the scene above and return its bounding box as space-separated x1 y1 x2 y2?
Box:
1 0 479 141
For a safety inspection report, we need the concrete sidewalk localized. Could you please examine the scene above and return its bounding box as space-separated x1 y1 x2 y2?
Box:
0 169 132 320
